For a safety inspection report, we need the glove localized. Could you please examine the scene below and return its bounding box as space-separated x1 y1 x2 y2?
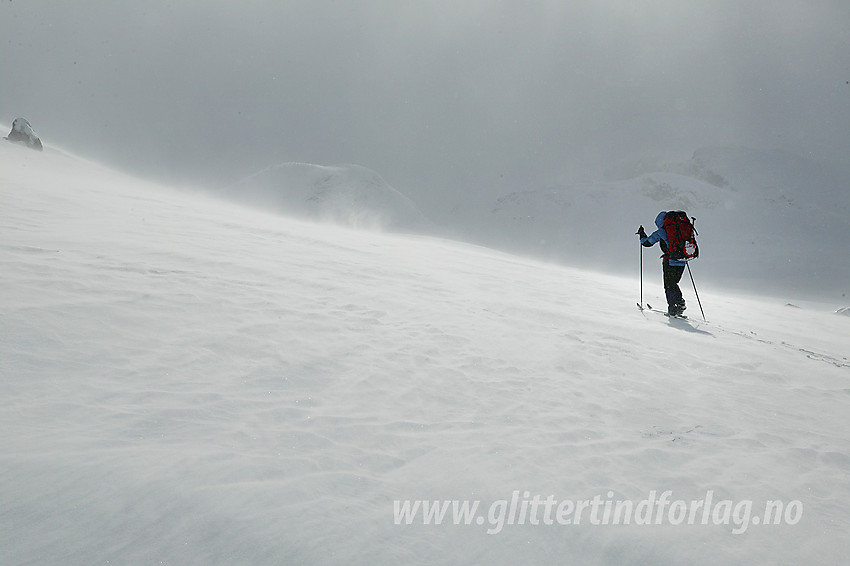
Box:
636 225 647 238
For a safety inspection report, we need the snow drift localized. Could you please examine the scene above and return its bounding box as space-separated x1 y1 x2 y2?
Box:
229 162 431 232
1 141 849 565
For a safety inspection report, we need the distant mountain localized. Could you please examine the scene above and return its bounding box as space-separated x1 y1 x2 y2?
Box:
229 162 431 232
461 146 850 299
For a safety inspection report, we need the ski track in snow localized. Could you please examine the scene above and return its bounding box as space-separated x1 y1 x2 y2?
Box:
1 143 849 565
641 305 850 369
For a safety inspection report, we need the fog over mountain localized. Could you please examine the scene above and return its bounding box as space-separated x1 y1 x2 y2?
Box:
2 1 849 215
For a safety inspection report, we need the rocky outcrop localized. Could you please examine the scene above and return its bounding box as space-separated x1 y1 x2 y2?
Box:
5 118 43 151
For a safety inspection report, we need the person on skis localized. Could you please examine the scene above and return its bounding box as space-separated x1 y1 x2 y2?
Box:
637 211 687 317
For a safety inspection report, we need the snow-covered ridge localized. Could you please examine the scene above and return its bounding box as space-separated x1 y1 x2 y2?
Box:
229 161 431 232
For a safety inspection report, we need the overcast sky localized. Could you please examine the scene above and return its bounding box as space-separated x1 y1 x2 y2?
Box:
3 1 848 208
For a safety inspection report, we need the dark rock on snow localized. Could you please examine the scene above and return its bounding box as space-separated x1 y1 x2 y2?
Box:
5 118 43 151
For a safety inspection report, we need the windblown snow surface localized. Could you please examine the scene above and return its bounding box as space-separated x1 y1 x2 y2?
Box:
2 142 849 565
230 162 431 232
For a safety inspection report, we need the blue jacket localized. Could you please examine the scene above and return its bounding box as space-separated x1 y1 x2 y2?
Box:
641 211 687 266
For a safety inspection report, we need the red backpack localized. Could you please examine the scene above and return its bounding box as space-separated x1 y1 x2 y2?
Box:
662 211 699 260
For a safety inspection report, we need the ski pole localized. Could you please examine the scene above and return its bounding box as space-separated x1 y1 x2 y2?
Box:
639 242 643 307
635 229 644 308
686 262 705 320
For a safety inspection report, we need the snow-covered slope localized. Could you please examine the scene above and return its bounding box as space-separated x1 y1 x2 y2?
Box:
229 162 431 232
462 146 850 299
1 142 849 565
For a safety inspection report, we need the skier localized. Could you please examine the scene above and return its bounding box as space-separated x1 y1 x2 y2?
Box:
637 211 687 317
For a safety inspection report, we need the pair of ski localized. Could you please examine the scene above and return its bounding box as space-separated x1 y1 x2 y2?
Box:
637 303 688 319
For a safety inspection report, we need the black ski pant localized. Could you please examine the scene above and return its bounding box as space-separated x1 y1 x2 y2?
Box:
663 259 686 309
